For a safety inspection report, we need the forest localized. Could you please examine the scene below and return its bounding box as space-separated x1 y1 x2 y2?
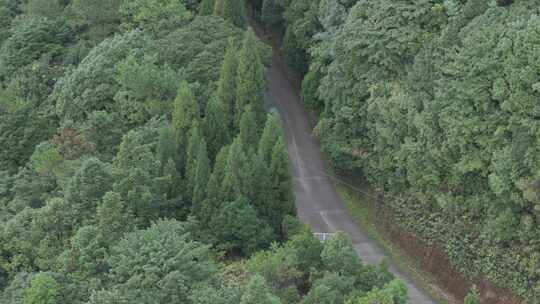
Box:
268 0 540 301
0 0 411 303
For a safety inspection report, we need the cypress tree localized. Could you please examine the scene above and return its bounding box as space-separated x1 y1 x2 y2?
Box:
239 105 260 149
216 38 238 133
221 137 247 201
157 126 176 173
196 145 230 225
213 0 224 15
171 81 200 172
269 136 295 226
192 140 211 210
186 121 206 199
215 0 246 28
258 112 282 164
236 28 266 129
261 0 282 30
204 95 231 162
199 0 215 15
243 152 273 225
96 191 134 244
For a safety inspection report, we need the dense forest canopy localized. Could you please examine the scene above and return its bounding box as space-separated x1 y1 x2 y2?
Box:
0 0 408 303
264 0 539 300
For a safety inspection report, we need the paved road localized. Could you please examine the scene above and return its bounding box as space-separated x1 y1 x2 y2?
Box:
266 52 437 304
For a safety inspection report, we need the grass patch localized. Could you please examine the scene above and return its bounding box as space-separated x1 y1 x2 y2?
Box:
335 183 453 304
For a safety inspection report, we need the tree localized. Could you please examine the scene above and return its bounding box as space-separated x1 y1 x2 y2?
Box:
186 122 206 198
258 112 282 164
203 95 231 161
261 0 283 30
71 0 121 42
31 198 76 270
235 28 266 128
214 0 246 28
268 137 295 226
120 0 191 35
96 192 134 244
171 81 200 172
221 138 247 201
23 273 60 304
0 16 71 81
321 232 362 277
199 0 215 15
239 105 260 149
196 145 230 226
112 125 169 225
53 31 149 121
216 37 239 132
192 140 211 211
65 157 112 224
303 273 355 304
240 275 281 304
106 220 217 303
247 243 302 297
211 197 273 256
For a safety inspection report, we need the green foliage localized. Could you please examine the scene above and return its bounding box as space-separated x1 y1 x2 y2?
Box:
235 28 266 128
23 273 60 304
171 81 200 172
203 95 231 161
70 0 121 42
114 54 181 126
214 0 246 28
53 30 149 121
211 197 273 256
261 0 282 30
0 16 71 81
30 142 63 177
216 37 238 132
239 105 260 149
464 286 481 304
65 157 112 223
199 0 215 16
105 219 217 303
240 275 281 304
120 0 191 35
0 2 409 303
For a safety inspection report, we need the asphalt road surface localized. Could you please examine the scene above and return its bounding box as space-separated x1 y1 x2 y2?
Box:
267 52 438 304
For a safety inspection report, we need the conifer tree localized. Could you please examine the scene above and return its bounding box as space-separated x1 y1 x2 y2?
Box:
199 0 215 15
157 126 176 173
171 81 200 172
236 28 266 128
216 38 238 132
269 137 295 225
258 112 282 164
196 145 230 225
221 137 247 201
204 95 231 162
186 121 206 199
261 0 282 30
192 140 211 210
215 0 246 28
239 105 260 149
96 191 134 244
243 152 272 224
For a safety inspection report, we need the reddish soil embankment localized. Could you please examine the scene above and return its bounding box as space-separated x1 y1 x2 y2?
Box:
368 192 523 304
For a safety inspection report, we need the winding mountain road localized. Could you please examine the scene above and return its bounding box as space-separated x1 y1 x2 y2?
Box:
266 52 438 304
